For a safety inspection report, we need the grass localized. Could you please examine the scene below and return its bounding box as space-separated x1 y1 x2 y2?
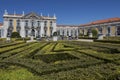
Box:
0 66 41 80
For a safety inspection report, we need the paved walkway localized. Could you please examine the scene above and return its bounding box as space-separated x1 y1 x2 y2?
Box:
76 39 94 42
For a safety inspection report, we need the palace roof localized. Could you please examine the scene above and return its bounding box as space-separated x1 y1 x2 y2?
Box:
3 12 56 20
57 25 79 27
0 23 3 26
0 23 3 28
80 17 120 27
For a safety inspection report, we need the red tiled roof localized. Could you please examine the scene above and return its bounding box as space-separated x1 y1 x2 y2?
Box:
80 17 120 27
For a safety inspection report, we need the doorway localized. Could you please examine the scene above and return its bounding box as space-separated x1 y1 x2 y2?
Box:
31 29 35 37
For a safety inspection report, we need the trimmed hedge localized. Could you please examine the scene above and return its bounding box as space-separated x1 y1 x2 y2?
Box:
104 36 120 41
0 42 37 60
78 36 97 40
0 41 24 48
0 42 27 54
0 41 120 80
94 40 120 44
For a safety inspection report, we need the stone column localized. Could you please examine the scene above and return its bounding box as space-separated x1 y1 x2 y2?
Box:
20 20 25 37
3 19 9 38
52 21 57 34
102 26 107 36
110 26 116 36
40 21 44 37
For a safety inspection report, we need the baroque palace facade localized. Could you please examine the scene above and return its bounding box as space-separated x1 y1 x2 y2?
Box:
0 10 120 38
0 10 56 38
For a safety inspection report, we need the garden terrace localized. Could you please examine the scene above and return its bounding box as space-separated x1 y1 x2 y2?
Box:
0 41 120 80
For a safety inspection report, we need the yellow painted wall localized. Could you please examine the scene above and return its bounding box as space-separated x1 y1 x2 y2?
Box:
102 26 107 35
79 29 83 34
13 19 17 32
111 26 116 35
84 28 88 35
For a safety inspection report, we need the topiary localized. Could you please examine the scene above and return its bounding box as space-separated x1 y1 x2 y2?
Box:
53 32 58 36
11 32 21 38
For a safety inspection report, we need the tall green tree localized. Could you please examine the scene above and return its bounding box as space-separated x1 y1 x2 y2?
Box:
92 29 98 37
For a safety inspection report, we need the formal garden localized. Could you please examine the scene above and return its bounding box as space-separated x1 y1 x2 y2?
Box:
0 38 120 80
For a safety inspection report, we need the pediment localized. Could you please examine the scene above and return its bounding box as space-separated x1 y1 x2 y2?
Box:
22 12 40 19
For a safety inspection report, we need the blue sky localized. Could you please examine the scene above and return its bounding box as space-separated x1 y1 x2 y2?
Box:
0 0 120 25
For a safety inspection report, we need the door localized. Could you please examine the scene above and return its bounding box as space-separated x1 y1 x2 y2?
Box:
31 29 35 37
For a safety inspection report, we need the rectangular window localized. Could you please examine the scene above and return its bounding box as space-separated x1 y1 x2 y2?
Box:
38 21 40 27
50 21 52 27
25 20 28 26
32 21 34 27
44 21 47 27
9 20 13 26
17 20 20 26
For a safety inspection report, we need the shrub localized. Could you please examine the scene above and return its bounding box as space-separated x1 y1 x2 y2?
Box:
53 32 58 36
92 29 98 37
11 32 21 38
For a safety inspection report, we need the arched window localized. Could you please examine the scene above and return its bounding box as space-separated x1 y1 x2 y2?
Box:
7 27 13 37
31 29 35 36
17 20 21 34
67 30 69 36
82 29 84 35
108 27 110 34
62 30 64 36
0 30 1 37
99 27 102 34
36 27 40 37
75 30 77 36
25 30 28 37
71 30 73 36
117 27 120 35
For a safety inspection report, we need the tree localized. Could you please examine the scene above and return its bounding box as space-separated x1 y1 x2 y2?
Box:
92 29 98 37
11 32 21 38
